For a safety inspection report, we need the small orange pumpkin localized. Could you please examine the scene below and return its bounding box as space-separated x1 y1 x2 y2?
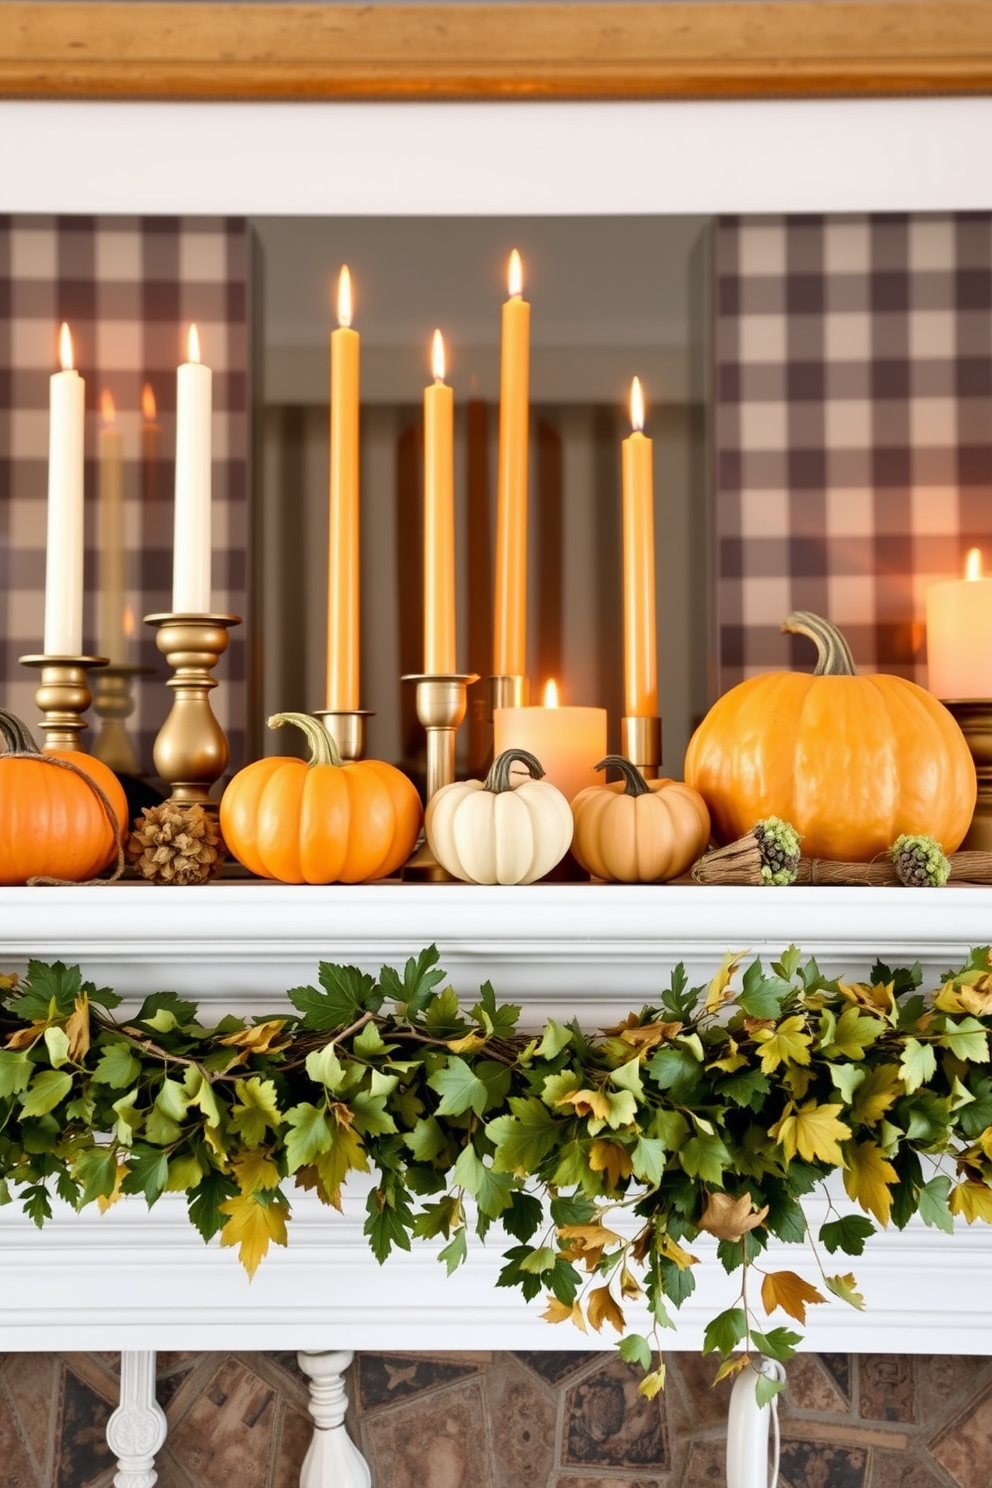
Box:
0 708 128 884
684 612 977 860
220 712 422 883
570 756 711 883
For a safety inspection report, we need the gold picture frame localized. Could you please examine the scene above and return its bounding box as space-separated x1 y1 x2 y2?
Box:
2 1 991 101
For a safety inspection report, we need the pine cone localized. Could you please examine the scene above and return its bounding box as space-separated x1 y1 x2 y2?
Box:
127 802 225 886
890 834 950 888
753 817 801 886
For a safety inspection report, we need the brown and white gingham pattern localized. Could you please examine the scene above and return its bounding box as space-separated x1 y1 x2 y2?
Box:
714 213 992 691
0 214 248 773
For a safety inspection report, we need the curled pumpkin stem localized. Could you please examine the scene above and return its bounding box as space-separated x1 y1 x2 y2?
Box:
594 755 651 798
484 748 546 794
268 711 344 768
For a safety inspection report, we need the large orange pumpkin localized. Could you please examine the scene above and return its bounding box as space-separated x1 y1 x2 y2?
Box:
220 712 422 883
684 612 977 860
0 708 128 884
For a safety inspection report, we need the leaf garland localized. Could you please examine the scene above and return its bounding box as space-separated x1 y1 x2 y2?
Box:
0 944 991 1389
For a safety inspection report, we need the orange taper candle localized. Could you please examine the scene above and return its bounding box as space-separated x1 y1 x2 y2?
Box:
622 376 658 717
424 330 456 674
494 248 531 676
327 265 360 710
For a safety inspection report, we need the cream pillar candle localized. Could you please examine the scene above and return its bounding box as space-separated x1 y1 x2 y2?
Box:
494 248 530 676
622 377 659 717
423 330 456 674
44 322 85 656
926 548 992 698
327 265 360 711
98 391 126 662
494 680 606 802
173 324 212 613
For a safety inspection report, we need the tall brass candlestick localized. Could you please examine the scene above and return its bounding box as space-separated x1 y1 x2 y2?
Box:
402 672 477 881
144 613 241 807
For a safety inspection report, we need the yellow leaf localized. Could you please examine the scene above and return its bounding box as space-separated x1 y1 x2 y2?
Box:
541 1296 573 1324
698 1191 769 1243
570 1299 588 1334
219 1191 290 1278
557 1220 623 1271
837 981 897 1022
556 1088 612 1122
752 1016 812 1074
230 1147 281 1195
620 1265 642 1300
851 1064 902 1126
97 1159 126 1214
769 1101 851 1165
760 1269 826 1325
825 1272 865 1309
446 1030 487 1055
64 994 90 1062
312 1123 369 1210
714 1354 752 1385
843 1140 898 1225
705 951 744 1014
949 1181 992 1224
588 1139 633 1189
659 1234 699 1270
638 1362 666 1398
587 1285 626 1334
617 1020 683 1050
708 1037 747 1075
219 1020 291 1056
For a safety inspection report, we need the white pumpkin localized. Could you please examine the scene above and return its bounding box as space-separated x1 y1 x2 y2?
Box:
425 749 573 885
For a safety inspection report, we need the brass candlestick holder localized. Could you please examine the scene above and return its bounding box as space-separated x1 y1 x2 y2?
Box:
312 709 375 763
19 654 108 753
945 700 992 852
486 673 530 720
402 672 478 881
621 715 663 780
144 613 241 808
92 663 156 775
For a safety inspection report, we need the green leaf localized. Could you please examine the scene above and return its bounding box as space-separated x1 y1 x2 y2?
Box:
918 1175 955 1234
350 1091 398 1137
43 1025 70 1068
703 1306 747 1357
134 990 198 1028
0 1050 32 1097
188 1169 239 1243
679 1131 731 1186
21 1183 53 1228
502 1191 543 1243
230 1077 283 1147
899 1037 937 1094
659 1254 696 1308
819 1215 875 1256
646 1046 702 1102
379 944 446 1017
470 981 520 1040
610 1058 644 1098
536 1019 573 1059
823 1006 882 1061
716 1068 771 1110
631 1137 667 1187
92 1042 142 1089
550 1194 595 1226
619 1333 653 1370
825 1272 865 1309
11 960 81 1020
289 963 381 1031
284 1103 333 1171
305 1044 346 1092
488 1098 561 1175
428 1057 489 1118
755 1373 788 1409
405 1117 448 1163
20 1070 73 1118
75 1146 119 1205
120 1145 169 1205
940 1017 990 1063
750 1327 801 1362
412 1195 461 1239
438 1227 468 1274
364 1185 414 1263
452 1144 513 1216
423 986 467 1040
829 1063 865 1105
518 1245 557 1275
738 962 790 1020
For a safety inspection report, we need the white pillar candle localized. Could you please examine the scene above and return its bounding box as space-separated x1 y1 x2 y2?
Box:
173 324 212 613
926 547 992 699
494 680 607 802
98 391 126 662
44 323 85 656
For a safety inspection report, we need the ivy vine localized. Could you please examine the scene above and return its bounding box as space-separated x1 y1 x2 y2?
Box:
2 943 992 1402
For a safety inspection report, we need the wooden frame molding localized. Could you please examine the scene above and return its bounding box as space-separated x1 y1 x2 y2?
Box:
2 2 992 102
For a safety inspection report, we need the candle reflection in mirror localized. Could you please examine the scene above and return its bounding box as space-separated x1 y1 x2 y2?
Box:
99 390 126 663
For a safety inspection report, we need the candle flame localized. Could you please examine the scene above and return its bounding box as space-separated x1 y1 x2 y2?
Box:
187 324 201 364
432 329 446 384
630 376 645 433
141 383 157 421
508 249 523 298
338 265 352 328
966 547 983 581
59 322 73 371
543 679 559 708
100 390 116 424
123 604 136 639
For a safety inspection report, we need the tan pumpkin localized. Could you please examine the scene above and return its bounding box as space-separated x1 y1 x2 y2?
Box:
570 755 711 882
684 611 977 860
425 748 573 885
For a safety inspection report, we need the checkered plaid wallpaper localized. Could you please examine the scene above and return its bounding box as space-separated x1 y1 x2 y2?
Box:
714 213 992 691
0 215 248 774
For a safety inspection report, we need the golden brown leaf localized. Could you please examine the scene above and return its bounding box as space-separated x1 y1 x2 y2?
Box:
64 995 90 1062
588 1138 633 1188
760 1269 826 1325
556 1088 612 1121
219 1192 290 1278
587 1285 626 1334
219 1020 291 1055
698 1191 769 1243
540 1296 573 1325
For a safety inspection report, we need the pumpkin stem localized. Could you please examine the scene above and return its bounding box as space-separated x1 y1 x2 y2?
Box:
594 755 652 797
781 612 857 676
267 712 344 768
484 748 546 794
0 709 41 756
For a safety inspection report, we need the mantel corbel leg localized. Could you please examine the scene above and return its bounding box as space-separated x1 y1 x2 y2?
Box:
107 1351 168 1488
297 1351 371 1488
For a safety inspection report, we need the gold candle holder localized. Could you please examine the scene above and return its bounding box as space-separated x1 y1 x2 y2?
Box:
144 613 241 808
19 654 108 753
621 715 663 780
945 700 992 852
311 709 375 763
486 673 530 721
92 663 156 775
402 672 478 881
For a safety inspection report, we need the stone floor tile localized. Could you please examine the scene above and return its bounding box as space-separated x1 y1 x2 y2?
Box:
678 1439 725 1485
0 1374 42 1488
1 1353 60 1482
356 1353 482 1414
514 1353 609 1387
157 1365 198 1412
783 1355 851 1416
167 1356 277 1488
929 1385 992 1488
869 1449 948 1488
563 1357 668 1472
363 1378 493 1488
54 1366 115 1488
271 1403 312 1487
860 1356 916 1424
553 1478 667 1488
915 1356 990 1427
820 1356 853 1405
486 1355 559 1488
666 1351 735 1428
147 1447 201 1488
779 1439 869 1488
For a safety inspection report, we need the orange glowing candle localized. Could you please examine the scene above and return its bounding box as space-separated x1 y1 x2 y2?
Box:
494 248 530 677
424 330 456 674
926 547 992 698
140 382 161 537
494 679 606 802
327 265 360 710
622 377 658 718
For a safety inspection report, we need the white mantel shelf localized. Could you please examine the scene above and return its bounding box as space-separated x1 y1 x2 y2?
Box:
0 881 990 1356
